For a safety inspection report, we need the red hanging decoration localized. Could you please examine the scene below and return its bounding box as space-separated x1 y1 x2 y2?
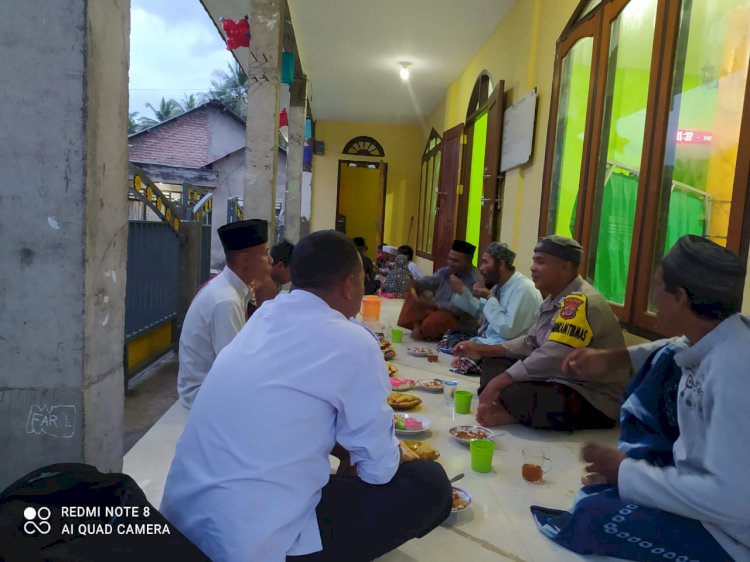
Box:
279 108 289 128
221 16 251 50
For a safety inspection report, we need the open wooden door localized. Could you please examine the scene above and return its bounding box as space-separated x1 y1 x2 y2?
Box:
431 123 463 271
479 81 505 252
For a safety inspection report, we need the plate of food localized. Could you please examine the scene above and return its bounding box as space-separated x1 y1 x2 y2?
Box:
449 425 494 445
390 377 415 391
386 362 399 376
400 440 440 461
393 413 431 434
415 379 444 393
379 339 391 350
451 486 472 512
388 392 422 410
406 346 432 357
383 347 397 361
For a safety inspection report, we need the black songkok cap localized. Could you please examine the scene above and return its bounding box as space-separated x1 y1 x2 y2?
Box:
218 219 268 252
534 235 584 265
452 240 476 256
661 235 746 301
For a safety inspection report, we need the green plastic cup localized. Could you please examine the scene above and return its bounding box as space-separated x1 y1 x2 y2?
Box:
454 390 472 414
470 439 495 473
391 328 403 343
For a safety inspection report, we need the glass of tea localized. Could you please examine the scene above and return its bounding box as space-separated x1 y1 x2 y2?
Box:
426 350 438 363
521 448 551 483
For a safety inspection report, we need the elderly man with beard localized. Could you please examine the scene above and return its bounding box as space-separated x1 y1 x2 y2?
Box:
449 242 542 374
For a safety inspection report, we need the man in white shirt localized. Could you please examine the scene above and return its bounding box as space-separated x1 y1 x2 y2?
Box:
161 230 452 562
535 235 748 561
177 219 271 409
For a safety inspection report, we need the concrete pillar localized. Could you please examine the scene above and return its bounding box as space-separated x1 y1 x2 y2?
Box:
245 0 284 231
0 0 129 487
285 79 307 243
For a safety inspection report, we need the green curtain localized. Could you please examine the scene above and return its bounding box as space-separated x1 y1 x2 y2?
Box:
665 189 706 252
592 172 638 304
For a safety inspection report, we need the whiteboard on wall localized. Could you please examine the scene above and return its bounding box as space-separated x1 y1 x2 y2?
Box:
500 88 538 172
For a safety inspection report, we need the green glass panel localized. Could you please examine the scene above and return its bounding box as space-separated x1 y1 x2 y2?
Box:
547 37 594 238
648 0 750 312
579 0 602 21
466 113 488 265
587 0 658 305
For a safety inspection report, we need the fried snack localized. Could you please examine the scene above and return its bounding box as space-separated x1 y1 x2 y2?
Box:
386 362 399 376
387 392 422 410
383 348 396 361
452 428 490 440
379 339 391 350
400 440 439 461
452 490 468 511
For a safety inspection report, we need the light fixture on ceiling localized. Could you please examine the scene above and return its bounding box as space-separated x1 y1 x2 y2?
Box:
399 62 411 81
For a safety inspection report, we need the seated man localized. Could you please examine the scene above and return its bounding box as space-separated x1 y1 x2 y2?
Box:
380 254 413 298
177 219 271 409
161 230 452 562
398 245 425 280
397 240 483 340
449 242 542 373
353 236 379 295
530 235 748 562
461 235 629 431
255 239 295 305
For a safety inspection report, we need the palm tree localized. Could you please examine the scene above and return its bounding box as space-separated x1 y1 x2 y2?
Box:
181 93 199 111
128 112 141 134
145 97 185 122
203 60 247 118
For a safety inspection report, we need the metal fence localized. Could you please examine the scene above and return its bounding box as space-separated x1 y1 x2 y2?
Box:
124 221 180 341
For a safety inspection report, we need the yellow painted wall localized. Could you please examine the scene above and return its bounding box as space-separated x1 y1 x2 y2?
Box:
338 164 381 260
425 0 578 279
310 120 424 248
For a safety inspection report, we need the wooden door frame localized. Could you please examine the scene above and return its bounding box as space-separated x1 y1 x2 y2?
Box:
479 80 506 254
431 123 464 271
335 159 387 256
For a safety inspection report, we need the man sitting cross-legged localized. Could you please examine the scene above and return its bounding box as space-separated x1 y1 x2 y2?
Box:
529 235 748 562
449 242 542 375
458 235 630 431
161 230 452 562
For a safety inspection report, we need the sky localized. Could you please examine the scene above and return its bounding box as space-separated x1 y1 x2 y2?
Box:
129 0 235 117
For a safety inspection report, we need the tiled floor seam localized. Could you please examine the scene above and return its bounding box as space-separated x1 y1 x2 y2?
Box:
445 526 530 562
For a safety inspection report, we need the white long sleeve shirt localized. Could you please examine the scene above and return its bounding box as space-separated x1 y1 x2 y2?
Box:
450 271 541 344
177 267 251 409
618 314 750 562
161 290 400 562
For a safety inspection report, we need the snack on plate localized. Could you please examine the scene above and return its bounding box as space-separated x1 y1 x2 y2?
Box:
450 426 492 441
390 378 415 390
386 362 399 376
393 414 423 431
452 489 469 511
401 440 439 461
383 348 397 361
417 379 444 391
387 392 422 410
379 339 391 350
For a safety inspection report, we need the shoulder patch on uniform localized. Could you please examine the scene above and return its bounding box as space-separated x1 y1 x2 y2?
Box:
548 293 592 348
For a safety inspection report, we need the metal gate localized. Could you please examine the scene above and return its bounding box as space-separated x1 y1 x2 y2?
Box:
183 183 213 283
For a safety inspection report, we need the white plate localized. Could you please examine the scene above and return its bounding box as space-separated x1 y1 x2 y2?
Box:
451 486 472 512
390 378 415 391
406 347 431 357
449 425 494 445
393 413 431 434
415 379 444 393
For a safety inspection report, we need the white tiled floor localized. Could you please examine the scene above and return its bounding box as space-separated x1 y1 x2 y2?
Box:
124 298 621 561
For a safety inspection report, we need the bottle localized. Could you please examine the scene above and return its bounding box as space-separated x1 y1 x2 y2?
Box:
443 381 458 407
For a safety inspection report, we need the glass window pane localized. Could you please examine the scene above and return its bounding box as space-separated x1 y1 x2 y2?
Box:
547 36 594 237
466 113 488 264
427 151 441 254
417 160 428 251
587 0 658 305
648 0 750 312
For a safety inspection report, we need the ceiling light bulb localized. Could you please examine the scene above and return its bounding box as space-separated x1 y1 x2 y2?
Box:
399 63 410 81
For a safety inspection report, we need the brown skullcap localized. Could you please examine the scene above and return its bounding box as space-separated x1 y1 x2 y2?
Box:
486 242 516 267
534 235 584 265
218 219 268 252
452 240 476 256
661 235 745 301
